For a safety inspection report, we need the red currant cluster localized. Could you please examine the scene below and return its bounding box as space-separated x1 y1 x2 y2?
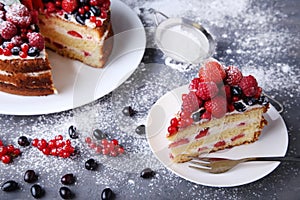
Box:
85 137 125 157
0 140 21 164
32 135 75 158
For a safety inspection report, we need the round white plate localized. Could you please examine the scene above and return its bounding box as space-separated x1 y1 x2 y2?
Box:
0 0 146 115
146 85 289 187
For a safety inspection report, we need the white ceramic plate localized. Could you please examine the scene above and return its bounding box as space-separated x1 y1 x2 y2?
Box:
0 0 146 115
146 85 288 187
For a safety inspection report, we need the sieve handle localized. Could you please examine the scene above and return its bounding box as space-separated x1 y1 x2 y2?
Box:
149 8 169 26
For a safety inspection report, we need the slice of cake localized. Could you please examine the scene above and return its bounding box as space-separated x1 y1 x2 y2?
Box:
167 60 269 163
0 3 56 96
37 0 113 68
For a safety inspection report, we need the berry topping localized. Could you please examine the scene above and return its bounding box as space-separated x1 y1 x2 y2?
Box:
92 129 107 140
27 32 45 50
225 66 243 85
196 82 219 101
0 21 17 40
182 91 202 113
238 75 258 97
198 61 226 84
5 4 32 28
27 47 40 57
62 0 79 13
68 125 79 139
11 35 23 47
204 96 227 118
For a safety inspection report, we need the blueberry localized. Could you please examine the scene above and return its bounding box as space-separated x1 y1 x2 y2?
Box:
140 168 155 179
79 0 89 6
61 173 76 185
85 11 91 19
59 187 74 199
75 13 85 25
91 6 101 16
192 109 205 122
122 106 135 117
64 14 69 20
93 129 107 140
231 86 243 97
11 47 20 55
1 180 19 192
233 102 246 112
135 125 146 135
101 188 114 200
18 136 30 147
24 170 38 183
31 184 45 199
85 158 98 170
68 125 79 139
27 47 40 57
258 95 268 105
243 97 258 106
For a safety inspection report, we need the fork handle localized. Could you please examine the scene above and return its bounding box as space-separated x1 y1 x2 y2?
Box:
252 156 300 162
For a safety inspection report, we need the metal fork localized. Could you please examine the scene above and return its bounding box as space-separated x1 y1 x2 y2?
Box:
188 156 300 174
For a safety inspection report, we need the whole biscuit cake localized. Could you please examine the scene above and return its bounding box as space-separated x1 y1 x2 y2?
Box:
0 0 113 96
166 60 269 163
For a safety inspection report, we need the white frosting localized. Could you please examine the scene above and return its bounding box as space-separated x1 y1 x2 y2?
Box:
0 69 50 77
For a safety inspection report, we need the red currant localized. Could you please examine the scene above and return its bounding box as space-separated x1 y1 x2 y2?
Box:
111 139 118 146
117 146 124 154
78 7 85 14
55 135 63 141
1 155 11 164
170 117 178 127
95 19 102 27
85 137 92 144
90 16 96 22
167 126 178 135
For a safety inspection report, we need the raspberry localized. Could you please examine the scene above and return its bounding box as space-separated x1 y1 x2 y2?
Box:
5 4 32 28
189 78 201 91
27 32 45 50
196 82 219 100
62 0 79 13
204 96 227 118
198 61 226 84
0 21 17 40
225 66 243 85
238 75 258 97
182 91 202 114
11 36 23 47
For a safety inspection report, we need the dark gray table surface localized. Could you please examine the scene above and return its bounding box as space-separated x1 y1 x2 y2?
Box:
1 0 299 199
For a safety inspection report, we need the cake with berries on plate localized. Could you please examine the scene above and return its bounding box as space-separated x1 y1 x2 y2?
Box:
38 0 113 68
0 2 56 96
0 0 113 96
166 59 269 163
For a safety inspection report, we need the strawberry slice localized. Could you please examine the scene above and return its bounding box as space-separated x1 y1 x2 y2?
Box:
195 128 209 139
